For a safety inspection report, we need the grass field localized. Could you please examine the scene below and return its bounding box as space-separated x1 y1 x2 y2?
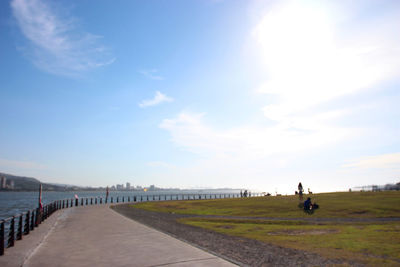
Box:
133 191 400 266
135 191 400 218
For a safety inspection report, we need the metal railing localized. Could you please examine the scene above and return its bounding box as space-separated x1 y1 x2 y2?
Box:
0 192 261 256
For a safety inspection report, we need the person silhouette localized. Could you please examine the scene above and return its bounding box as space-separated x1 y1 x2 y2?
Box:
298 182 304 201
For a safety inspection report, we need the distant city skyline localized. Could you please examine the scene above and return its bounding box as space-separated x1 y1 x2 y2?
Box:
1 0 399 194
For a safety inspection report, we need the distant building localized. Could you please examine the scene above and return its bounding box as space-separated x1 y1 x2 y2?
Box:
116 184 124 190
7 180 14 189
0 176 6 189
126 182 131 190
149 185 155 191
111 185 116 190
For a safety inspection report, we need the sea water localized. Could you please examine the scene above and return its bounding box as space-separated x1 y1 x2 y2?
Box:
0 190 241 220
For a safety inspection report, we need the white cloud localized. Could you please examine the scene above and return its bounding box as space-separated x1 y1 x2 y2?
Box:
139 69 164 80
0 158 46 170
252 1 400 122
147 161 175 169
342 153 400 169
11 0 114 75
139 91 174 108
160 112 354 158
159 112 354 193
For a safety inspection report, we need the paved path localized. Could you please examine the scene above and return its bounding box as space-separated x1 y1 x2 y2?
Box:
1 205 236 267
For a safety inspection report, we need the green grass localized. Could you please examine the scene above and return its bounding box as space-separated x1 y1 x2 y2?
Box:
133 191 400 218
180 218 400 266
131 191 400 265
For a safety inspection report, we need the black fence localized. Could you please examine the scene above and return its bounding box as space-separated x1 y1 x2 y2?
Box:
0 192 261 256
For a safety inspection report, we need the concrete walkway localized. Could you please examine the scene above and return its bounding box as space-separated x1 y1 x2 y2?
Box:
2 205 236 267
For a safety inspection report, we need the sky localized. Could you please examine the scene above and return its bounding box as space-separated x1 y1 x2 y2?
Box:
0 0 399 194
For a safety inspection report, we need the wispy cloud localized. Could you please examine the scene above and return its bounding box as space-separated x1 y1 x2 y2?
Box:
147 161 176 169
139 91 174 108
0 158 46 170
11 0 114 76
160 112 354 158
342 153 400 169
139 69 164 80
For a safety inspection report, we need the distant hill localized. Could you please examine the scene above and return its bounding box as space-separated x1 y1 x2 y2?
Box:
0 172 78 191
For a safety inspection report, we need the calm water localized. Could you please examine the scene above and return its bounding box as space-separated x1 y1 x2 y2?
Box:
0 190 241 220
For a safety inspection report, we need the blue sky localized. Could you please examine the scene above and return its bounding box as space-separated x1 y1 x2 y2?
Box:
0 0 399 194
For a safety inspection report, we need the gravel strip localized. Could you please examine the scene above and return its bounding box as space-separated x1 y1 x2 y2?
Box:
112 204 362 267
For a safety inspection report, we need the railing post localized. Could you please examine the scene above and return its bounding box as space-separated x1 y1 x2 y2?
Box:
85 198 88 205
25 211 30 235
111 197 113 203
35 208 39 227
30 210 35 231
8 217 15 247
116 197 119 203
0 220 4 255
91 198 93 205
134 196 136 202
17 215 23 240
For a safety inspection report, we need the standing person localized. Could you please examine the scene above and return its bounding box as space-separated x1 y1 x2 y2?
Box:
106 186 109 201
240 190 243 198
298 182 304 201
